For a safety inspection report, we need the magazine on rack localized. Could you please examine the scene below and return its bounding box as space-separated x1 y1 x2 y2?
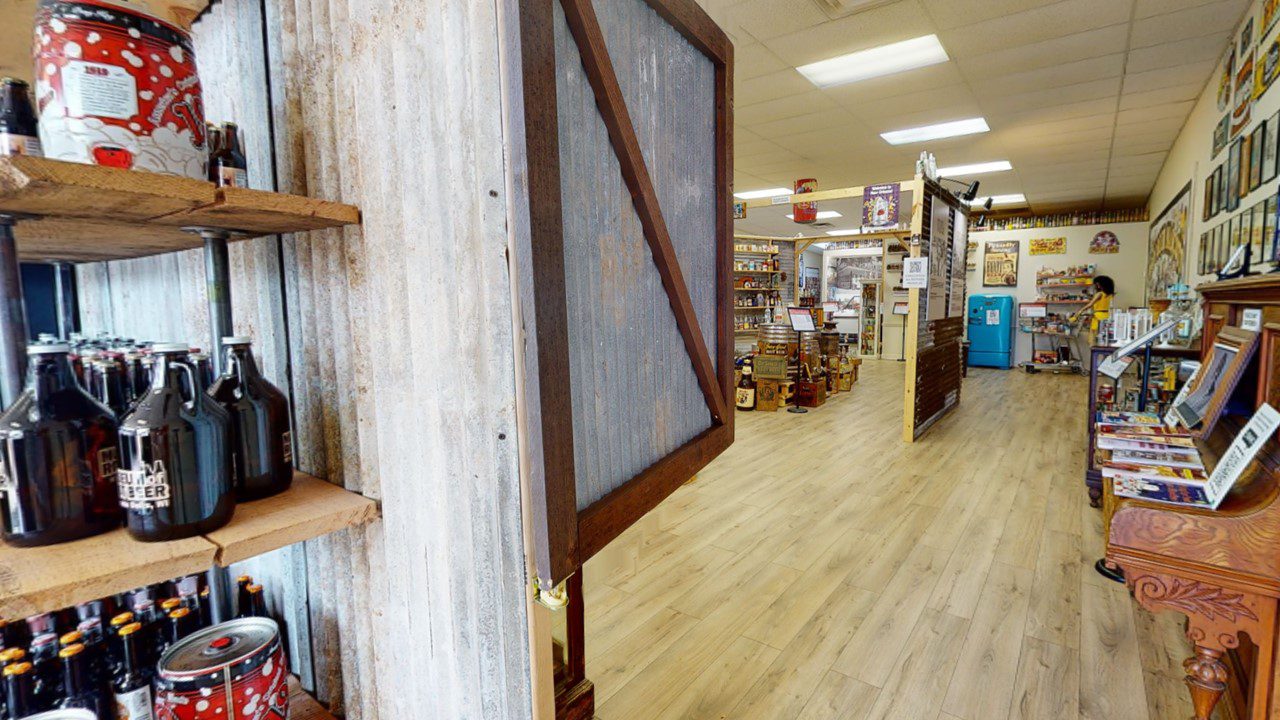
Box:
1096 424 1196 448
1109 448 1204 468
1097 437 1201 454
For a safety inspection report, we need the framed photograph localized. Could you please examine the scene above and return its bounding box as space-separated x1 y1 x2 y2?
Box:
1242 133 1255 195
1198 232 1208 274
1229 137 1243 209
1217 223 1229 272
1204 175 1215 221
1213 166 1223 216
1214 114 1231 157
1211 224 1222 273
1269 111 1280 183
1173 326 1259 438
1251 123 1267 190
1253 201 1268 261
1217 162 1229 211
1267 194 1279 265
1238 211 1252 253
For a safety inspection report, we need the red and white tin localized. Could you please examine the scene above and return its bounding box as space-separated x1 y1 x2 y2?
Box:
792 178 817 224
154 618 290 720
33 0 207 178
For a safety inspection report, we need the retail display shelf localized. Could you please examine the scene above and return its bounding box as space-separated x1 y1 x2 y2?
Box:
733 269 782 274
1037 284 1091 291
734 305 777 311
0 472 378 620
0 156 360 262
291 676 337 720
735 287 778 291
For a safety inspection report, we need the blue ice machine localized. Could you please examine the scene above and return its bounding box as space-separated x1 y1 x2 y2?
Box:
967 295 1015 369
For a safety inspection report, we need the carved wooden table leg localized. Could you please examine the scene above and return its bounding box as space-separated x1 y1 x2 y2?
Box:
1185 645 1228 720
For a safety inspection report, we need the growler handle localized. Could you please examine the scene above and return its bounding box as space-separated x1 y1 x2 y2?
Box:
177 361 199 410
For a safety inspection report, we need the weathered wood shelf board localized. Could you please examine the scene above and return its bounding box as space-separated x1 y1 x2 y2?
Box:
0 471 377 619
290 677 337 720
0 156 361 262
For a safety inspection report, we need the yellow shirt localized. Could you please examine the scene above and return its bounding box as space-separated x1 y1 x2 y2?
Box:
1091 292 1112 331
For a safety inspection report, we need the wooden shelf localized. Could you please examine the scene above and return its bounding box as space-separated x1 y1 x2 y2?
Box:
0 156 360 262
734 287 777 292
734 306 776 311
291 677 337 720
733 269 780 274
0 471 377 620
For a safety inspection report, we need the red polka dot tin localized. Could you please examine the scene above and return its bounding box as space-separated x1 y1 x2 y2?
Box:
33 0 207 178
154 618 290 720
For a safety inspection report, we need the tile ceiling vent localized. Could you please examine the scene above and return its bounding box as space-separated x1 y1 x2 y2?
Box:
811 0 896 19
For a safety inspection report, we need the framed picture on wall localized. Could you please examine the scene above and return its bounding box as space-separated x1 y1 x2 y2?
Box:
1253 201 1268 261
1267 111 1280 183
1204 175 1215 221
1229 138 1243 209
1238 211 1253 257
1217 223 1229 272
1251 123 1267 191
1266 194 1279 266
1217 162 1229 211
1242 133 1255 196
1213 166 1223 217
1198 232 1207 274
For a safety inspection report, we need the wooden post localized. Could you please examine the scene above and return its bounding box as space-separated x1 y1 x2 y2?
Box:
901 177 926 443
0 216 28 409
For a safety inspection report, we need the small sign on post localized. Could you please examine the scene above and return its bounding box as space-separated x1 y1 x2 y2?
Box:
902 257 928 289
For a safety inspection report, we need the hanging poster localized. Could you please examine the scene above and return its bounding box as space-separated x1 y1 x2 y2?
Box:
1218 46 1236 113
983 240 1019 287
1146 182 1191 301
1242 17 1255 55
1258 37 1280 98
862 184 900 228
1090 230 1119 254
1029 237 1066 255
1213 114 1230 158
1233 51 1255 138
732 201 746 219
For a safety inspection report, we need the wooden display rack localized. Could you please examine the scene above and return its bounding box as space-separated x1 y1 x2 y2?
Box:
0 156 369 719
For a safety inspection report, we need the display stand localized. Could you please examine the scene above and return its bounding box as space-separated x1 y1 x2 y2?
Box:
0 156 370 714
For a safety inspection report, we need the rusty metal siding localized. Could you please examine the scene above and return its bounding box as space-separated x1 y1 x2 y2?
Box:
553 0 717 511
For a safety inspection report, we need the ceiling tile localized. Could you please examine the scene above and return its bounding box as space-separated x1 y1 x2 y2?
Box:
979 78 1122 114
735 42 791 80
749 108 860 139
729 0 831 41
969 55 1127 96
735 69 814 106
1121 60 1216 94
955 25 1131 79
1134 0 1244 19
920 0 1061 29
760 0 937 66
1130 1 1245 49
736 91 840 125
1118 83 1204 110
938 0 1135 59
1115 100 1196 124
1126 32 1233 73
820 62 967 106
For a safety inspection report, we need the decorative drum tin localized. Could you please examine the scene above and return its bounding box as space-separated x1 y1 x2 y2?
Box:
155 618 289 720
33 0 207 178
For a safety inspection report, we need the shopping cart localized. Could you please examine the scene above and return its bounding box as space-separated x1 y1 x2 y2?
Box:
1022 311 1088 375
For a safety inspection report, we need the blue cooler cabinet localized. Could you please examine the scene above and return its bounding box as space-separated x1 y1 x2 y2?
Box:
967 295 1015 369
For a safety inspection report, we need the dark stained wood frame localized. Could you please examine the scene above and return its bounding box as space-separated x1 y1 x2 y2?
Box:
518 0 733 587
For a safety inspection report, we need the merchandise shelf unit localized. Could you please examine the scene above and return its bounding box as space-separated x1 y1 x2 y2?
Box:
1021 267 1095 374
0 155 371 716
733 238 784 336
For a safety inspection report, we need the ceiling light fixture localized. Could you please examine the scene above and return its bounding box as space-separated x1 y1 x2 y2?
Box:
881 117 989 145
971 194 1025 207
937 160 1012 177
797 35 949 88
788 210 843 220
733 187 792 200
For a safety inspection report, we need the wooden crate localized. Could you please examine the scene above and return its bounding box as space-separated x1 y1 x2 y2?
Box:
756 380 780 412
796 380 826 408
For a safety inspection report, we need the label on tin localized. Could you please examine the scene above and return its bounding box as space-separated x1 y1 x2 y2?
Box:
117 460 171 510
63 61 139 120
114 685 154 720
218 166 247 188
0 133 42 156
281 431 292 464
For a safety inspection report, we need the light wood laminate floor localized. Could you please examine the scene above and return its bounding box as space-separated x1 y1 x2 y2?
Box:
583 360 1210 720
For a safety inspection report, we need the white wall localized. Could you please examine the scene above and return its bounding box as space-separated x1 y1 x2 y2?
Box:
1150 0 1269 289
965 222 1150 364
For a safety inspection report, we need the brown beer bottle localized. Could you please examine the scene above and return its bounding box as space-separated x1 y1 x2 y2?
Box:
4 661 36 718
209 122 247 188
0 78 41 157
243 584 267 619
735 361 756 411
111 622 153 720
208 337 292 500
57 643 111 719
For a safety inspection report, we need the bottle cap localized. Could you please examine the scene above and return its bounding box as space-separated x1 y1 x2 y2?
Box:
247 584 262 594
160 598 182 611
168 608 191 619
58 631 82 646
109 612 134 627
27 344 70 354
3 661 31 676
221 336 252 345
118 622 142 637
151 343 191 353
57 644 84 659
0 648 25 662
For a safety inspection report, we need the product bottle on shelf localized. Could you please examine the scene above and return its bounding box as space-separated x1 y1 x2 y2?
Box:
208 338 293 500
30 631 59 710
0 78 42 157
243 584 268 618
209 122 248 188
4 661 36 718
118 343 234 542
735 361 757 411
0 344 121 547
111 622 154 720
57 643 111 719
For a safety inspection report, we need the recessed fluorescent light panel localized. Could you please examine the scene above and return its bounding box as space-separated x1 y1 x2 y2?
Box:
971 194 1026 207
937 161 1012 177
787 211 843 220
733 187 792 200
825 229 862 236
881 118 989 145
797 35 949 88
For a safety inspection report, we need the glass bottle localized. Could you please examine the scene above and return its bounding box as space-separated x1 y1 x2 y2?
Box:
57 643 111 719
118 343 233 542
735 361 756 411
0 344 120 547
0 77 41 157
4 661 36 718
208 338 292 500
111 622 153 720
209 122 247 188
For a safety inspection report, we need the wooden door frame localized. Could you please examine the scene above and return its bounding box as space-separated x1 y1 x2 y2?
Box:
516 0 734 588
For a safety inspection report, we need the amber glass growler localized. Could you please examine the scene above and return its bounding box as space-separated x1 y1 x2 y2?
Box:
0 344 120 547
208 337 291 500
118 344 233 542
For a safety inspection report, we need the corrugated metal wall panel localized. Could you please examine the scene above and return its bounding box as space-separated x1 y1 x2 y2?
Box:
72 0 533 715
554 0 717 511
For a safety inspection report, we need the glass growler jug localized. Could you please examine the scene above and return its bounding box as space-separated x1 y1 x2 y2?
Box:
0 344 120 547
207 337 292 500
118 344 233 542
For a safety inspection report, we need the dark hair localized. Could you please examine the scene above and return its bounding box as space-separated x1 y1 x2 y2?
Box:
1093 275 1115 295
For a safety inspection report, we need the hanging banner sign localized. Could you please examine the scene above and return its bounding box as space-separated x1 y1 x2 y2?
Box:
792 178 817 223
862 184 900 228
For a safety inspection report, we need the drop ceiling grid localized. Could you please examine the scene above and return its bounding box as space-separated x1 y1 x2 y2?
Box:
724 0 1250 215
